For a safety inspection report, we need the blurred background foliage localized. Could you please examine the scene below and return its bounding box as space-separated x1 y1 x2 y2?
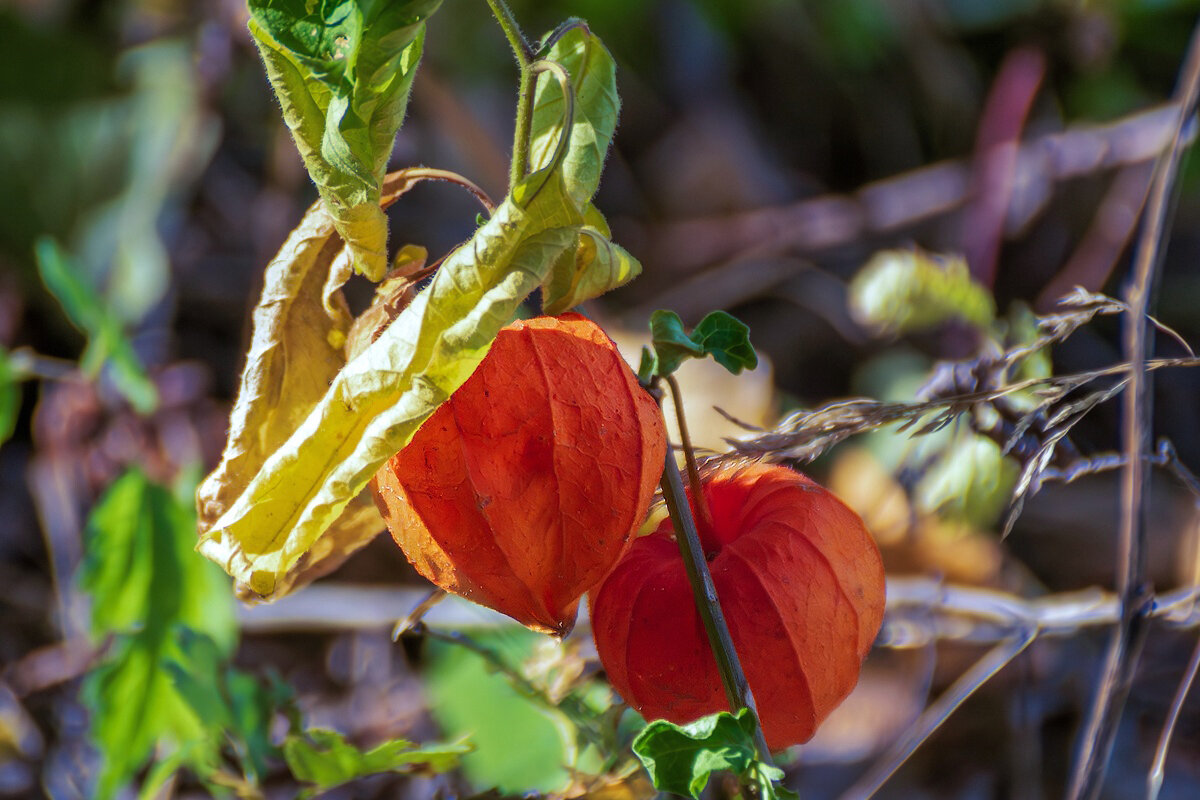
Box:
6 0 1200 797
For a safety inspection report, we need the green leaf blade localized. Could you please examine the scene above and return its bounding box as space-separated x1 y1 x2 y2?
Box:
284 728 468 794
529 24 620 207
79 470 237 798
692 311 758 374
0 347 18 448
247 0 443 279
34 237 158 413
649 309 705 376
632 709 760 799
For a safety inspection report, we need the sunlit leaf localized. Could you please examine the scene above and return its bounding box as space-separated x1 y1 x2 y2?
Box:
197 164 582 596
247 0 443 279
541 218 641 314
284 728 468 797
79 470 236 799
194 203 383 599
34 237 158 413
848 248 995 335
529 23 620 207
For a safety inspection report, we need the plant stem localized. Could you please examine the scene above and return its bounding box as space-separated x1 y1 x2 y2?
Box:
1066 17 1200 800
510 66 535 188
665 374 716 538
485 0 531 68
647 379 773 768
485 0 538 191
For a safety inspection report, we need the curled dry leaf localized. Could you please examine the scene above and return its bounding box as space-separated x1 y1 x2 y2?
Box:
197 162 591 597
198 28 642 598
195 202 385 600
590 463 886 750
372 313 666 635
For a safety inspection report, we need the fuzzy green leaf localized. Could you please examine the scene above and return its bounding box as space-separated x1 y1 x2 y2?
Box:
541 219 641 314
247 0 442 279
285 729 468 796
632 709 759 800
197 164 581 596
79 470 237 799
529 23 619 207
34 237 158 413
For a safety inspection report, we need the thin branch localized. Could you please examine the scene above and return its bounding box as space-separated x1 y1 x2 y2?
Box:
657 448 773 767
841 631 1035 800
1067 17 1200 799
1148 629 1200 800
665 374 716 538
6 347 78 382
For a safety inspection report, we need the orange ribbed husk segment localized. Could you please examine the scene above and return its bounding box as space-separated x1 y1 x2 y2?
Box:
589 463 886 749
371 313 666 636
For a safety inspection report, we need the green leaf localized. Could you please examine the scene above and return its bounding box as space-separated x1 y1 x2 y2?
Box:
691 311 758 374
848 248 996 335
79 470 237 799
529 23 620 207
197 163 582 596
34 237 158 413
541 218 641 314
646 309 757 378
632 709 759 799
247 0 443 280
423 629 577 793
165 627 294 784
284 728 468 795
0 347 17 448
649 310 705 376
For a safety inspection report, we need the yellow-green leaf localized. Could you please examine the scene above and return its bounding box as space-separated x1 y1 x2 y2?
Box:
529 24 619 207
194 202 382 599
849 249 996 335
541 221 640 315
197 167 581 596
247 1 441 279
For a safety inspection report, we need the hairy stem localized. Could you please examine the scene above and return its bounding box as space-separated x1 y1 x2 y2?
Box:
485 0 537 190
485 0 531 68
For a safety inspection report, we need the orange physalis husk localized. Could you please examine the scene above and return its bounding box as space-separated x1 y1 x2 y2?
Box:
372 313 666 636
589 462 886 750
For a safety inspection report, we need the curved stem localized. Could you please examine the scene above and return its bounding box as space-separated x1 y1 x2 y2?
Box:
510 66 536 188
515 60 574 202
